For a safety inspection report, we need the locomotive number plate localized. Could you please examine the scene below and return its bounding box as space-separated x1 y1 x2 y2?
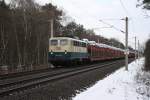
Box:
56 47 61 50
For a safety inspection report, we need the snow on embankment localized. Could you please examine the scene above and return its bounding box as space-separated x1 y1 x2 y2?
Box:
73 58 150 100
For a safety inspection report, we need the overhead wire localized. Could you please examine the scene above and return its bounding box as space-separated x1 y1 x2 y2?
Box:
119 0 137 39
99 19 125 34
97 0 138 48
119 0 129 16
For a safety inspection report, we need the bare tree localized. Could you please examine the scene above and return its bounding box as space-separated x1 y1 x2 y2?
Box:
144 39 150 71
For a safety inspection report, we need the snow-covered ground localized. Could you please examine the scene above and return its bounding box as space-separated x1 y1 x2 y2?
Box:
73 58 150 100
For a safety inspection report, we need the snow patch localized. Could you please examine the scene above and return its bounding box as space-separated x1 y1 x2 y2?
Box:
73 58 150 100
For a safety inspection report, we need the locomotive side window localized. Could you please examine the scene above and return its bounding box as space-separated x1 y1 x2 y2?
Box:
73 41 86 47
73 41 79 46
51 40 58 46
60 39 68 46
73 41 76 46
79 42 82 47
82 42 86 47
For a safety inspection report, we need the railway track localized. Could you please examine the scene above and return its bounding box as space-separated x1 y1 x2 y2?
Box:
0 67 53 80
0 59 133 97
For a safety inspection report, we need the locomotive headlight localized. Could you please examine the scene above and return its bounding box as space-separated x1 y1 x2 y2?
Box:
51 50 53 54
65 50 67 54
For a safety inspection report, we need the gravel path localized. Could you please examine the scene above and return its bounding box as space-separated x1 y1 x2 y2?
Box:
0 59 134 100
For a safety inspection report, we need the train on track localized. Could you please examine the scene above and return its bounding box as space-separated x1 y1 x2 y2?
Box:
48 37 135 66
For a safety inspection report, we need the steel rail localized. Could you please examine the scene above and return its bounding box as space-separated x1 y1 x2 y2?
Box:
0 60 125 97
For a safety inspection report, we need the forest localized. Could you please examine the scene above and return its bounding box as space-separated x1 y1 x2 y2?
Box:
0 0 128 70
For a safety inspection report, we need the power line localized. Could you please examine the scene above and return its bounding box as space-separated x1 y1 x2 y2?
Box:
119 0 129 16
92 26 113 30
119 0 136 37
99 19 125 34
119 0 147 39
99 18 137 41
97 18 122 21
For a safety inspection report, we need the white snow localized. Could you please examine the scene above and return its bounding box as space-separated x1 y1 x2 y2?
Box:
73 58 150 100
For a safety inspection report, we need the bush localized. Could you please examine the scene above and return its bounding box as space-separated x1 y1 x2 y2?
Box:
145 39 150 71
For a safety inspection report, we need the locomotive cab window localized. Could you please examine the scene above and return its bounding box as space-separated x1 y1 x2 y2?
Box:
51 40 58 46
60 39 68 46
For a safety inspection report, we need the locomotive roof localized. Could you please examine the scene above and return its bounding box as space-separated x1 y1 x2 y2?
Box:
50 37 87 43
50 37 86 43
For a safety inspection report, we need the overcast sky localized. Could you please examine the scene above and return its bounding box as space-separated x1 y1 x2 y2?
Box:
36 0 150 48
